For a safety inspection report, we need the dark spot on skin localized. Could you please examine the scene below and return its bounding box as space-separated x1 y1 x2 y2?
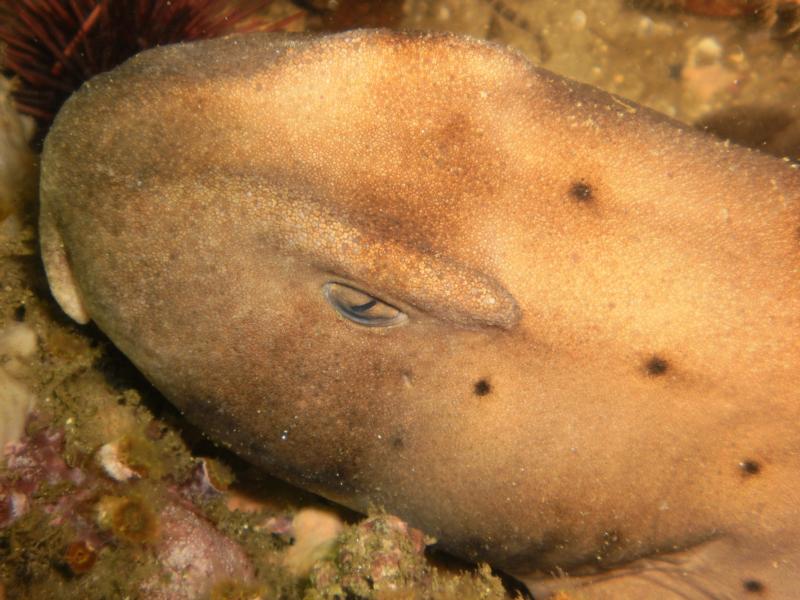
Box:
668 63 683 80
743 579 765 593
569 181 593 203
740 460 761 475
474 378 492 396
391 435 405 450
13 303 26 321
645 355 669 376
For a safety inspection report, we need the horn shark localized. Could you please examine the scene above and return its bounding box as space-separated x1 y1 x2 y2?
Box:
39 30 800 598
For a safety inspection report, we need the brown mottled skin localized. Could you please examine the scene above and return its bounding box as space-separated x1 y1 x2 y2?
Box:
39 30 800 598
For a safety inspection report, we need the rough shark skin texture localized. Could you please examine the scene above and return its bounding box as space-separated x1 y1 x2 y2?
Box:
39 30 800 598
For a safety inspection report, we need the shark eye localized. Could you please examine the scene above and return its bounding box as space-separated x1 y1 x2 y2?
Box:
323 282 407 327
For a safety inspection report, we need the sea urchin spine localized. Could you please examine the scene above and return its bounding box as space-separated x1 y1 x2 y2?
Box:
0 0 303 144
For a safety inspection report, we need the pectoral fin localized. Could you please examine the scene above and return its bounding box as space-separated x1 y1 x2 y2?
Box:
39 201 89 324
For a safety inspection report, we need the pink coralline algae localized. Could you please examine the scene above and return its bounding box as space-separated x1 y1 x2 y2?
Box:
1 420 257 599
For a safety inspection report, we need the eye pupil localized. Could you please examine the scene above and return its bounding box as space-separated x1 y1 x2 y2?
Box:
350 299 378 313
323 283 408 328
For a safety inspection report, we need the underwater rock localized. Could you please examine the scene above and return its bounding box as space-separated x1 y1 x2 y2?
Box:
0 427 86 527
1 423 259 598
307 514 430 598
140 502 256 600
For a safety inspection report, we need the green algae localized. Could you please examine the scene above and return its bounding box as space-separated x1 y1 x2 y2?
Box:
0 507 159 600
305 515 511 600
